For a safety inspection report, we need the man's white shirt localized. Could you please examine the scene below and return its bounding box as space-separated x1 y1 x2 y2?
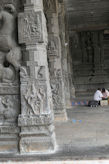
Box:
94 90 103 101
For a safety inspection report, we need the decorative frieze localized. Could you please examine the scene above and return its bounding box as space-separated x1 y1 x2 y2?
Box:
18 114 54 126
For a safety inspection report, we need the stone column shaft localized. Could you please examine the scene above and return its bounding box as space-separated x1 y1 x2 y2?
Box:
18 0 56 154
44 0 67 121
58 1 72 108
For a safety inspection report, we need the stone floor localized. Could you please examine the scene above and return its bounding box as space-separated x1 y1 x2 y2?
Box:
55 106 109 160
1 161 109 164
1 105 109 161
0 161 109 164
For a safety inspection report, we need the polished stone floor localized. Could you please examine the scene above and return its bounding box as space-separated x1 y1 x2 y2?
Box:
1 105 109 161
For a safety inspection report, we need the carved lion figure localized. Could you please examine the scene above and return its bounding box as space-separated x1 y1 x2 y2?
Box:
0 4 17 51
0 4 22 81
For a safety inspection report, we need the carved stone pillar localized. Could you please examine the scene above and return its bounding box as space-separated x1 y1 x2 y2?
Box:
44 0 67 121
58 1 73 108
18 0 56 154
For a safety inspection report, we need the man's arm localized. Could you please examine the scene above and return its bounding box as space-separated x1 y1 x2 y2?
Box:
100 92 103 98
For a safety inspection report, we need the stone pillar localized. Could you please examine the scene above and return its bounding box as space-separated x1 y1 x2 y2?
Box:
44 0 67 121
18 0 56 154
58 1 72 108
68 32 76 99
68 45 76 100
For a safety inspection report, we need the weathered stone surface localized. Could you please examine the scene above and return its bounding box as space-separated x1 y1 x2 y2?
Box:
44 0 68 121
69 30 109 96
0 4 22 82
0 125 20 153
0 0 108 159
43 0 58 13
19 136 55 154
0 0 55 156
18 114 54 127
48 36 59 57
0 1 21 154
18 0 56 154
18 11 43 44
58 1 73 107
65 0 109 31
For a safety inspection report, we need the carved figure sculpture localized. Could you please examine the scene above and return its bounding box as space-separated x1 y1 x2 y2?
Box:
0 4 16 51
37 66 45 79
51 81 61 106
0 64 15 83
0 96 20 123
25 83 45 115
0 4 22 82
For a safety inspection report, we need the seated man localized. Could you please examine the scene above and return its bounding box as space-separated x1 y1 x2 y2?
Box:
94 88 103 104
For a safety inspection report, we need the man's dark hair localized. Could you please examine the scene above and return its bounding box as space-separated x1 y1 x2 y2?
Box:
98 88 101 91
102 88 105 93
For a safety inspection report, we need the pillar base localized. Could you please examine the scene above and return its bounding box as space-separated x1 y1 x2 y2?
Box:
18 114 57 154
0 125 19 154
54 111 68 122
65 100 72 109
19 135 55 154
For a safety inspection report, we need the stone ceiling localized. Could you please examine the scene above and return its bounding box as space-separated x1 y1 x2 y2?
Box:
64 0 109 31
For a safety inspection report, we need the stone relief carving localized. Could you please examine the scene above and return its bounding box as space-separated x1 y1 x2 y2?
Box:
54 69 61 77
18 11 43 44
49 69 61 78
20 66 28 79
0 0 56 155
43 0 57 13
0 95 20 123
0 4 22 83
24 83 46 115
0 64 15 83
51 79 62 107
48 37 59 57
37 66 45 79
18 114 54 126
6 47 22 71
63 72 69 91
0 0 20 10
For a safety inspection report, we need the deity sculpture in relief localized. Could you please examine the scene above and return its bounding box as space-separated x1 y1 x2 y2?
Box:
24 83 45 115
